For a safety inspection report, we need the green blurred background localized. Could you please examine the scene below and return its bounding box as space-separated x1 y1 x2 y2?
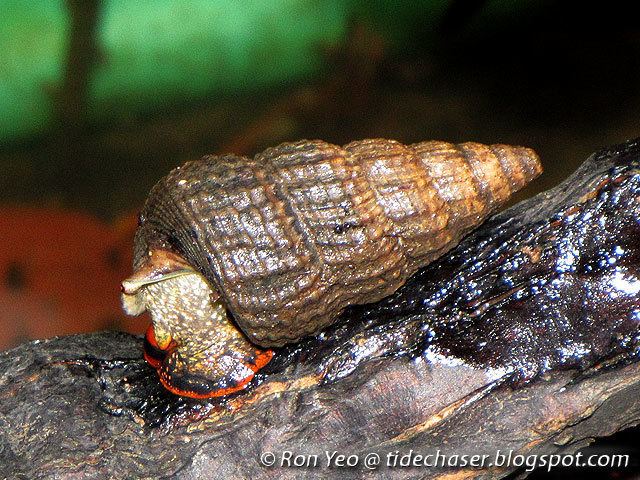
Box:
0 2 639 476
1 0 638 218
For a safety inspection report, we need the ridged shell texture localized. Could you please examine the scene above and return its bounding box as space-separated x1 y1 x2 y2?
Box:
134 139 541 346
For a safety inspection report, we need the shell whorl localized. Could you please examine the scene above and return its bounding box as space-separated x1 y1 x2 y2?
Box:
134 139 541 347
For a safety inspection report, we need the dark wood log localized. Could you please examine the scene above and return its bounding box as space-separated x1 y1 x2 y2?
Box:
2 139 640 479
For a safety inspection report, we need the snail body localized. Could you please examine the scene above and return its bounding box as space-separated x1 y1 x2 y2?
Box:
121 138 542 398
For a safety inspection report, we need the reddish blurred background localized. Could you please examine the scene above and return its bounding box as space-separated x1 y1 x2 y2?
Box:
0 207 145 350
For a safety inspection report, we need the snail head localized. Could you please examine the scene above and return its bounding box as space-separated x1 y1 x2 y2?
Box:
121 248 273 398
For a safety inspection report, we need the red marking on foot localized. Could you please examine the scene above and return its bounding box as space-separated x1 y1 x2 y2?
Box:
145 324 160 349
143 324 171 369
248 349 274 372
157 349 275 399
143 325 276 399
158 370 257 399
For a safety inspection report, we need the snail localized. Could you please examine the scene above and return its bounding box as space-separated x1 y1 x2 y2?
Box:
121 138 542 398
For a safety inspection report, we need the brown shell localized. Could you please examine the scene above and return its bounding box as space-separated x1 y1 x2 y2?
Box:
133 139 541 347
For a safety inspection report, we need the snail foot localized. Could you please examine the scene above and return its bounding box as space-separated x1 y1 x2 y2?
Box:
144 324 274 398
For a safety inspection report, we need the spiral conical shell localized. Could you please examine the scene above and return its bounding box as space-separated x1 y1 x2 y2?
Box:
134 139 541 347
